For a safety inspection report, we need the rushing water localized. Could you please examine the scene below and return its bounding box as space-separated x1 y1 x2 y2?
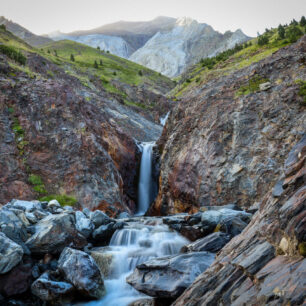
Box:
85 218 189 306
137 142 155 215
83 140 188 306
160 111 170 126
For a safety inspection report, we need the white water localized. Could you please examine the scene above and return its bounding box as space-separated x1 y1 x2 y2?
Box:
160 111 170 126
85 218 189 306
137 142 155 215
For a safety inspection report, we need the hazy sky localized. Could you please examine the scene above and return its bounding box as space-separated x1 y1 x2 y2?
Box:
1 0 305 36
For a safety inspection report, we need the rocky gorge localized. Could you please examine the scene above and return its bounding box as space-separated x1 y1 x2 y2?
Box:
0 16 305 306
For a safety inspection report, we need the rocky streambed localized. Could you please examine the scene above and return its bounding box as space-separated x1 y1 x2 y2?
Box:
0 198 252 305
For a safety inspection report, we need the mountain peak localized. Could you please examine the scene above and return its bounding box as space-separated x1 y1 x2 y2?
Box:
176 17 197 27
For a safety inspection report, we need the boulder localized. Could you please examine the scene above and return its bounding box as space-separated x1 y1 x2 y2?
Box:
9 200 42 212
92 222 124 242
181 232 231 253
0 258 33 297
126 252 215 299
58 247 105 299
75 211 94 238
90 250 113 277
31 271 74 302
0 232 24 274
0 208 28 245
220 216 248 237
26 213 87 255
91 210 111 228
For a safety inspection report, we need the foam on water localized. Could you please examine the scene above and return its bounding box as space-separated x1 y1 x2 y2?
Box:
86 218 189 306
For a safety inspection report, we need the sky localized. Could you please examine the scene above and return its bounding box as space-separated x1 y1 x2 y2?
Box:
0 0 305 37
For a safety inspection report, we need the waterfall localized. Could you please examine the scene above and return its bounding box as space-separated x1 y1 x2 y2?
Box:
137 142 155 215
160 111 170 126
86 218 189 306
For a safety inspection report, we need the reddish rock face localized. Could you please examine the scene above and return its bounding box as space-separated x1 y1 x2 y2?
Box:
151 36 306 215
0 52 164 215
173 134 306 305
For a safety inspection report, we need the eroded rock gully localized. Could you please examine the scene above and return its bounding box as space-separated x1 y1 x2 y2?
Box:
151 36 306 215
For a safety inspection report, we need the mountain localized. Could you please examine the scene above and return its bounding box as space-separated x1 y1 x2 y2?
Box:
47 16 250 76
0 16 53 46
47 16 177 58
130 17 250 77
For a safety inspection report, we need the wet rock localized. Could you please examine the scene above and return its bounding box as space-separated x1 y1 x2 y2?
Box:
82 207 91 218
0 232 24 274
127 252 215 299
26 213 87 255
181 232 231 253
75 211 95 238
90 250 113 277
91 210 111 228
31 271 74 302
92 222 123 243
58 247 105 299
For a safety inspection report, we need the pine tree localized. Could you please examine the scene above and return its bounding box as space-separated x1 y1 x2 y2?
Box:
287 26 303 43
97 46 100 50
70 54 75 62
257 35 269 46
290 19 298 26
300 16 306 26
113 71 117 76
94 60 98 69
278 24 285 39
100 59 103 66
138 70 143 76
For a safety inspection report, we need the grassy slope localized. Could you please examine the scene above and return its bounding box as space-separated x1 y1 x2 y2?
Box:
41 40 173 89
0 27 174 98
171 24 306 99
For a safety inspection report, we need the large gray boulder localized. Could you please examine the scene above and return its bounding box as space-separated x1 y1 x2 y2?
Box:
0 208 29 253
9 199 42 212
0 232 24 274
31 271 74 302
26 213 87 255
126 252 215 299
181 232 231 253
58 247 105 299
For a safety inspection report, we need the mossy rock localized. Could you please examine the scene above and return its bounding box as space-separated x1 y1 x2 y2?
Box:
298 242 306 257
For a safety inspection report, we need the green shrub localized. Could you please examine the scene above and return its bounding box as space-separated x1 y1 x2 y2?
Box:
138 70 143 76
236 75 269 96
286 26 303 43
278 24 285 39
0 45 26 65
0 24 6 31
94 60 98 69
296 80 306 105
39 194 77 206
70 54 75 62
29 174 47 195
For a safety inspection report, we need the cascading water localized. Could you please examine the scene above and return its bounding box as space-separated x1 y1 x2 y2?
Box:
83 140 189 306
85 218 189 306
137 142 155 215
160 111 170 126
